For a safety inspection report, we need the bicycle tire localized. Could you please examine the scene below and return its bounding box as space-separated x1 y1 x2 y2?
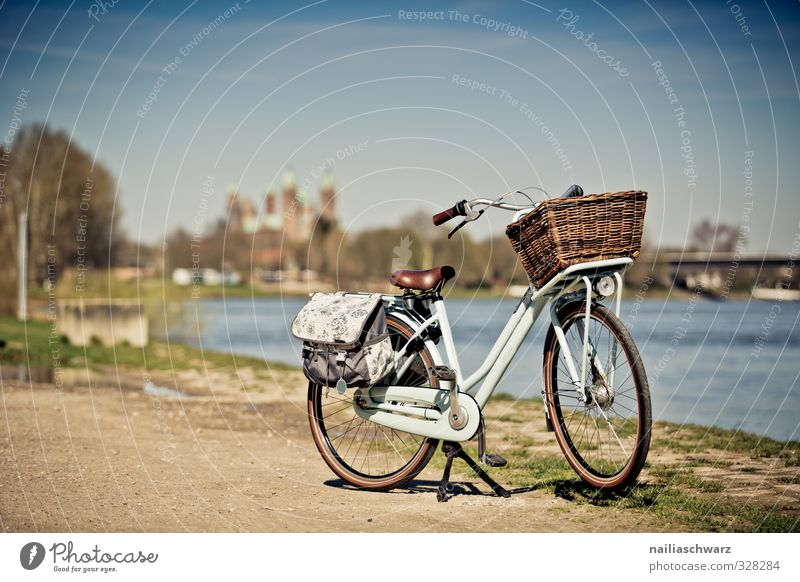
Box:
543 300 651 490
307 314 439 491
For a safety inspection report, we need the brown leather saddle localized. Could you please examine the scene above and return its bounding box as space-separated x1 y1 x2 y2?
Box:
390 265 456 291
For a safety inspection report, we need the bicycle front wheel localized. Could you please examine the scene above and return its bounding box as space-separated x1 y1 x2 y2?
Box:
307 314 439 491
543 301 651 490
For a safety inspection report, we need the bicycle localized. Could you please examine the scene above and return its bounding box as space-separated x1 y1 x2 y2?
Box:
306 185 651 500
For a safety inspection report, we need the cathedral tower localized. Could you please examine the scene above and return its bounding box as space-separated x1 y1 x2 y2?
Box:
319 171 337 229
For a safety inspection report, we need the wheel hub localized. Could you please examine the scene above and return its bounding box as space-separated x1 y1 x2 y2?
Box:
590 380 615 411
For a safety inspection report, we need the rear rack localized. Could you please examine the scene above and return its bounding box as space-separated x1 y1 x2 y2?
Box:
530 257 633 300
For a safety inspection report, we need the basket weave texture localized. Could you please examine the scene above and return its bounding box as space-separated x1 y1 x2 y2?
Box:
505 190 648 288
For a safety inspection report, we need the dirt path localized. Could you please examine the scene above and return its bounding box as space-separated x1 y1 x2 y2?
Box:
1 366 797 532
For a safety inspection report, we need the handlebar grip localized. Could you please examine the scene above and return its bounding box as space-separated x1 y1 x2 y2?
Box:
561 184 584 198
432 207 458 226
432 200 467 225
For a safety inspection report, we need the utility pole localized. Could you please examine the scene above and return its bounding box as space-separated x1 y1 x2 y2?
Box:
17 211 28 321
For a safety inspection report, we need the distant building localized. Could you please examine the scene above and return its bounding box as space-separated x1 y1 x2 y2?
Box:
282 169 300 240
213 169 339 271
172 268 196 286
172 267 241 286
319 171 337 228
201 268 223 286
227 184 244 232
224 169 336 240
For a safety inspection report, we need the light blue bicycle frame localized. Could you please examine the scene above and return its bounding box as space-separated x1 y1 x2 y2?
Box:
382 257 632 411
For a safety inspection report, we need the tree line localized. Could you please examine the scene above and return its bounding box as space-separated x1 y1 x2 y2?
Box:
0 124 120 313
161 203 760 292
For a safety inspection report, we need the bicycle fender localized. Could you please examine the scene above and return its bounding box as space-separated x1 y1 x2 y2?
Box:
386 309 446 368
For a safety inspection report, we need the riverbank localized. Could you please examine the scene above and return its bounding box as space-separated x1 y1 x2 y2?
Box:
25 269 755 304
1 318 798 532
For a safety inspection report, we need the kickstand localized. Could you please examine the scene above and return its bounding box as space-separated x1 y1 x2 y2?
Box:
437 441 511 502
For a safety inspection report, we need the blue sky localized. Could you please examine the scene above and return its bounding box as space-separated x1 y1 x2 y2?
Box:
1 0 798 250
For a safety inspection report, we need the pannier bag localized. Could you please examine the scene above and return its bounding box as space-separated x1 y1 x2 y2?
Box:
292 292 395 392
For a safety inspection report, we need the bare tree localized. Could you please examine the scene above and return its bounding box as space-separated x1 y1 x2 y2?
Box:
690 218 746 252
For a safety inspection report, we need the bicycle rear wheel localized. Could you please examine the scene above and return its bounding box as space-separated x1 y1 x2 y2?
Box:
307 314 439 491
543 301 651 490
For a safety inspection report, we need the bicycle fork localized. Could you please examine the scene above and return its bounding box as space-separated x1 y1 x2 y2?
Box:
544 276 623 420
544 276 630 471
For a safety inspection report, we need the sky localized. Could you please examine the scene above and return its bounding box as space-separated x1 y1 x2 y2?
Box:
1 0 798 251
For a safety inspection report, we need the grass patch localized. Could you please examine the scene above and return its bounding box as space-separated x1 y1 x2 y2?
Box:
504 455 575 488
515 462 798 532
488 392 543 404
0 315 294 372
653 421 800 464
650 465 726 493
27 272 292 301
489 392 517 402
502 434 539 447
776 474 800 485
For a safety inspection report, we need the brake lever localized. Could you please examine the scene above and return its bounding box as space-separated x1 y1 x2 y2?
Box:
447 209 483 239
447 220 467 239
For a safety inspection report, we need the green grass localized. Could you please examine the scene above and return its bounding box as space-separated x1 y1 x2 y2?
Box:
653 421 800 465
776 474 800 485
33 269 300 301
488 392 543 404
489 392 518 402
473 455 798 532
504 455 576 488
29 274 287 302
0 315 294 372
649 464 726 493
501 434 542 449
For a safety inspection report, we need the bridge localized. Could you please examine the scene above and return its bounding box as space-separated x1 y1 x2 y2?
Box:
654 251 797 297
658 251 792 268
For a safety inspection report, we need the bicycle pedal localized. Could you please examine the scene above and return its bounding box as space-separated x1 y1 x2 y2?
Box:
430 366 457 382
480 453 507 468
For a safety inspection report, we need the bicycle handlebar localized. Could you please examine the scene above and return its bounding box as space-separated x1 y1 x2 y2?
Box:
432 200 467 225
468 199 532 211
433 185 584 227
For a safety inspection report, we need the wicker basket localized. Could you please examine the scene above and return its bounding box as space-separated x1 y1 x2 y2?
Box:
505 190 648 288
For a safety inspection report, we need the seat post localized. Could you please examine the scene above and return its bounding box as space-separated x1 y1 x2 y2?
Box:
430 296 461 386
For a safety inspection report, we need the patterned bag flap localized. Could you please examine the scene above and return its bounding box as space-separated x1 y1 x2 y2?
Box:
291 292 384 347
